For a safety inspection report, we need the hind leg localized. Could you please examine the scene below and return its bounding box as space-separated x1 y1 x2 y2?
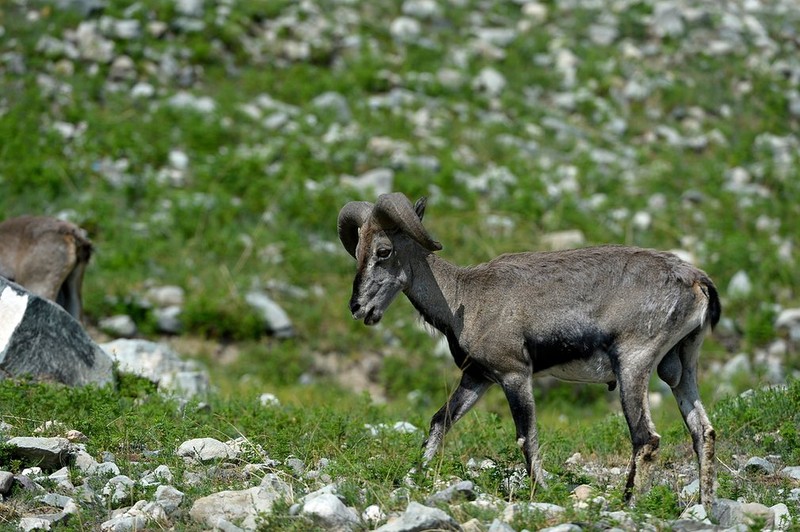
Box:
616 349 661 502
668 330 716 507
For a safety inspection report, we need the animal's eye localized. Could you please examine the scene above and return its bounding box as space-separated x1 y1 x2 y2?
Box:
376 247 393 259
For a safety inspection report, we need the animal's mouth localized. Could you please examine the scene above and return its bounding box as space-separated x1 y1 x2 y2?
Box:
363 308 382 326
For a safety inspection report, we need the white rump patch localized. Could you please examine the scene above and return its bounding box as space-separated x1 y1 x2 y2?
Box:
0 286 28 353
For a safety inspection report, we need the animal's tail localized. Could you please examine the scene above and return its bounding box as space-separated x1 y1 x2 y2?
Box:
702 277 721 329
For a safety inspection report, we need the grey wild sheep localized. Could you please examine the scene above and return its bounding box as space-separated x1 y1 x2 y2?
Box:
338 192 720 506
0 215 93 321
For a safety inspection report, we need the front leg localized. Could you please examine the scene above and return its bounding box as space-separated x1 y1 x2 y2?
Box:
422 370 492 466
500 372 547 489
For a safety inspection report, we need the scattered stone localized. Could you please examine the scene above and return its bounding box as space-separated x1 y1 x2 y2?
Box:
771 503 791 530
18 517 53 531
538 524 582 532
540 230 586 250
362 504 386 527
502 502 566 523
721 353 751 379
0 471 13 495
176 438 238 463
259 393 280 407
390 17 421 42
244 291 294 338
153 306 183 334
727 270 752 298
102 475 135 506
780 466 800 481
679 503 708 521
472 67 506 96
6 437 72 471
680 478 700 499
744 456 775 475
340 168 394 197
425 480 476 506
155 485 184 515
301 493 361 530
145 285 185 307
775 308 800 342
98 315 138 338
375 502 459 531
311 91 351 123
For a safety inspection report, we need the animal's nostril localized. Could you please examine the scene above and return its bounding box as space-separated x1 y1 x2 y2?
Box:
350 301 361 314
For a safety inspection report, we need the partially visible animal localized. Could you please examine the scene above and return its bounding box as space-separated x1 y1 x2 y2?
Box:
0 215 93 321
338 192 720 506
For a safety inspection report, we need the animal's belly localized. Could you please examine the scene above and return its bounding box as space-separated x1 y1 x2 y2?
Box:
532 351 615 384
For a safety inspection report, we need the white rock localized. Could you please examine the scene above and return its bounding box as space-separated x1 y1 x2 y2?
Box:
632 211 652 231
177 438 238 462
651 4 685 37
99 315 137 338
168 150 189 171
722 353 751 378
168 92 216 114
362 504 386 526
502 502 565 522
112 19 141 40
680 478 700 499
301 493 361 530
259 393 280 407
102 475 135 505
521 2 548 23
772 503 791 530
392 421 419 434
540 230 586 250
775 308 800 340
680 503 708 521
90 461 121 477
780 466 800 481
18 517 52 531
155 485 184 515
390 17 421 42
402 0 440 19
727 270 752 298
340 168 394 197
153 306 183 334
472 67 506 96
244 291 294 338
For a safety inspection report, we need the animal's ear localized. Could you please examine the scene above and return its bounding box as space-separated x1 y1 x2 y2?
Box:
413 197 428 221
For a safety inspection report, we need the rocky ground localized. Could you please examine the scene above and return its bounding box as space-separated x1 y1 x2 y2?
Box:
2 423 799 531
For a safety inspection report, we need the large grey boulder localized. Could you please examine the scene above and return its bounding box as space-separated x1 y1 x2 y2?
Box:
0 279 114 387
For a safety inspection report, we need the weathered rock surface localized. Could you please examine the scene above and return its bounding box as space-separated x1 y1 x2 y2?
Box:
5 437 72 471
0 279 114 387
189 474 292 530
376 501 460 531
101 339 209 398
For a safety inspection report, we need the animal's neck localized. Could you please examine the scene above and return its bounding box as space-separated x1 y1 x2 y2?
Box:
403 253 465 335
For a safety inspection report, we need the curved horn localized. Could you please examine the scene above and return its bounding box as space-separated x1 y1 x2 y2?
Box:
337 201 373 258
372 193 442 252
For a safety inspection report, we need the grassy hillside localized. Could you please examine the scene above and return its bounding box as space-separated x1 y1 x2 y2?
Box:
1 0 799 528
